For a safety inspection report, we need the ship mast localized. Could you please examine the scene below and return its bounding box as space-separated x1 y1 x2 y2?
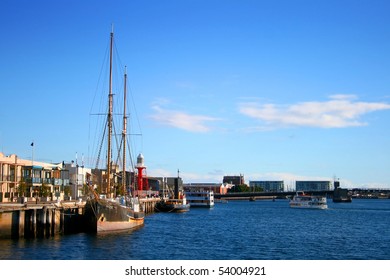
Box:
106 29 114 197
122 67 128 195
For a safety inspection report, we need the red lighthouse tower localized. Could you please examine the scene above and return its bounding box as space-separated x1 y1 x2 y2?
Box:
136 153 147 191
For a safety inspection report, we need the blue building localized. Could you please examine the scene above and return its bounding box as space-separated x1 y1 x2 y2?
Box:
249 181 284 192
295 181 332 192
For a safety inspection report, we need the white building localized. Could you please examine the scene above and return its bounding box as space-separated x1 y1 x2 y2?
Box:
63 162 91 199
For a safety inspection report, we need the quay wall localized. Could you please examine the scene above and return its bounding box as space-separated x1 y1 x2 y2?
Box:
140 197 159 214
0 198 158 239
0 202 84 239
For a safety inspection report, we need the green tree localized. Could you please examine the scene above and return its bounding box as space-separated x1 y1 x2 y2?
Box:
17 181 28 197
64 185 71 196
39 184 51 197
228 184 250 193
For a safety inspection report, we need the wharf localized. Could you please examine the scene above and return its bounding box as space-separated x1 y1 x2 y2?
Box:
140 197 160 213
0 198 158 239
0 200 84 239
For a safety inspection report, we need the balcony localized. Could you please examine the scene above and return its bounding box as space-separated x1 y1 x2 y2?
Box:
23 177 43 184
51 178 70 186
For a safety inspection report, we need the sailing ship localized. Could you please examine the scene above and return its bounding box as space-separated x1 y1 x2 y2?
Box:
83 29 145 233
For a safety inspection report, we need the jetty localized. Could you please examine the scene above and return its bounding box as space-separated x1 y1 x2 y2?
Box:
0 200 84 239
0 198 159 239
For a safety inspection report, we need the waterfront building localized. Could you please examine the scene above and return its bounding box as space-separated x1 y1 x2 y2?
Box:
223 175 245 186
295 180 333 192
63 161 91 199
249 180 284 192
0 152 69 202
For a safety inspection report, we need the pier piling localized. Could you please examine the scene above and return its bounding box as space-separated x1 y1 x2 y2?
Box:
1 198 160 239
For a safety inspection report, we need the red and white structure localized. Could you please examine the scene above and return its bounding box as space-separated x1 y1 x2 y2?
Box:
136 153 147 191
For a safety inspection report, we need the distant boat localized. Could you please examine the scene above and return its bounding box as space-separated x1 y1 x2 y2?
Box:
185 189 215 208
289 192 328 209
84 29 145 233
333 185 352 203
155 177 190 213
333 195 352 203
154 198 190 213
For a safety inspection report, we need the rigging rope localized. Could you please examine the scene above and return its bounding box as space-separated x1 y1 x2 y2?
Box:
95 118 108 170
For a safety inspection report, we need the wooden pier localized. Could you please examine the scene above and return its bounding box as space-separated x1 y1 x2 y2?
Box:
0 201 84 239
0 198 159 239
140 197 159 214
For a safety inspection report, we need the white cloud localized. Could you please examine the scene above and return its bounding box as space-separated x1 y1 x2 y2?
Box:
328 94 357 100
148 168 173 178
150 105 219 133
239 95 390 129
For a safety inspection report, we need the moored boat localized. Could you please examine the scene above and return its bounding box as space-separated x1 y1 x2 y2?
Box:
333 181 352 203
154 197 190 213
84 28 144 233
84 195 144 233
155 176 190 213
289 192 328 209
185 189 214 208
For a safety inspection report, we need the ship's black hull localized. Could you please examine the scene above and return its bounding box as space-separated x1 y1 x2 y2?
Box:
84 198 144 233
154 200 190 213
333 197 352 203
333 187 352 203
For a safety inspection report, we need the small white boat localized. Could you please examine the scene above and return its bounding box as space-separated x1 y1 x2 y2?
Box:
289 192 328 209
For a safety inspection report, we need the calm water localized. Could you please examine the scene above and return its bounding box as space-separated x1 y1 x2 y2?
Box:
1 199 389 260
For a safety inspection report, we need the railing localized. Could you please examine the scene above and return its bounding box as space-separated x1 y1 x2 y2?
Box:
42 178 51 184
0 175 16 182
0 176 70 188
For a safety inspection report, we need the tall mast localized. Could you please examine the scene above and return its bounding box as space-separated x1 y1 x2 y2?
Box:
106 29 114 197
122 66 128 195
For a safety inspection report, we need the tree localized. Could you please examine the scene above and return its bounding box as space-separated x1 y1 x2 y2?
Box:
64 185 71 196
39 183 51 197
228 184 250 193
17 181 28 197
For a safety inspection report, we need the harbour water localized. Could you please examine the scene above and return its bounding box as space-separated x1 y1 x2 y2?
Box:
1 199 389 260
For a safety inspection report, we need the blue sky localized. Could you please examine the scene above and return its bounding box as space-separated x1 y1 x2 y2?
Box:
1 0 390 188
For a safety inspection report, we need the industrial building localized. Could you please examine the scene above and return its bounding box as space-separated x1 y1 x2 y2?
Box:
249 180 285 192
295 181 333 192
223 175 245 186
